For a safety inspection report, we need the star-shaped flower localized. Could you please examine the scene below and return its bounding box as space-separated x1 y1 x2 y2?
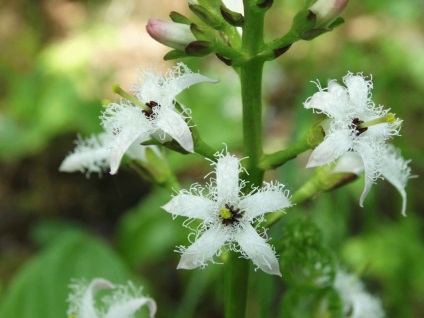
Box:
59 132 153 177
304 72 402 205
162 152 292 276
66 278 156 318
101 63 217 174
333 144 413 216
334 270 385 318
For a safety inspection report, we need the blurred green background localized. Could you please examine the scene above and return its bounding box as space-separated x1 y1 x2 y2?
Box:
0 0 423 317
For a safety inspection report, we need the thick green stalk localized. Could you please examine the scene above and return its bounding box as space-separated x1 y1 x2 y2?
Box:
225 2 266 318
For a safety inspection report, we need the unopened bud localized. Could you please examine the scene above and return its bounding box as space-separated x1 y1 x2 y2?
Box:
309 0 349 28
146 18 196 51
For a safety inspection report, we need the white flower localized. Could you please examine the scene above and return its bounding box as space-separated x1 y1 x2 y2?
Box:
304 73 402 206
333 145 413 216
67 278 157 318
101 63 218 174
59 132 157 176
334 270 385 318
162 151 291 276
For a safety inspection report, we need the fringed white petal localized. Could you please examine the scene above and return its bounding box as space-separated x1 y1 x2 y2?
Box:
304 81 348 118
239 183 291 220
177 226 229 269
104 296 157 318
344 73 372 111
67 278 114 318
215 153 241 204
354 139 384 207
332 152 364 175
167 66 219 99
380 145 412 216
306 131 351 167
162 193 216 221
59 133 112 176
108 129 148 175
134 63 217 106
154 107 194 152
101 102 152 174
235 225 281 276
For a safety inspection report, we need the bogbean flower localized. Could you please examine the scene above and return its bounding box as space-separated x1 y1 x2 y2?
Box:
67 278 156 318
162 151 292 276
333 145 413 216
59 132 152 177
304 72 402 206
334 270 385 318
101 63 218 174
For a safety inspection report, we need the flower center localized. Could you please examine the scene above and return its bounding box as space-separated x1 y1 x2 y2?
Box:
220 204 242 226
351 113 396 136
143 101 161 118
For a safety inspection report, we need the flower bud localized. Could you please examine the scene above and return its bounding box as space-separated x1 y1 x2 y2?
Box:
146 18 196 51
309 0 349 28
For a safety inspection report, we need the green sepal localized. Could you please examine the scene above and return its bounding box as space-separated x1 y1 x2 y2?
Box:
189 4 222 29
220 5 244 27
191 23 215 41
291 9 316 37
141 136 190 155
256 0 274 10
169 11 192 25
328 17 345 29
140 139 162 146
163 49 188 60
185 40 215 56
301 28 330 40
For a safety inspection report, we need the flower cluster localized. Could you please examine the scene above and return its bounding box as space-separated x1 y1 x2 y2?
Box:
67 278 156 318
304 72 411 214
162 151 292 276
60 63 217 175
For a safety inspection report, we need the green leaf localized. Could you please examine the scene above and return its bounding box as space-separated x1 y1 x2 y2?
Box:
0 230 140 318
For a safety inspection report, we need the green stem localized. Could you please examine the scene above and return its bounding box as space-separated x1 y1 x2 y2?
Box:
259 123 324 170
266 168 357 227
225 2 266 318
191 125 219 162
225 252 250 318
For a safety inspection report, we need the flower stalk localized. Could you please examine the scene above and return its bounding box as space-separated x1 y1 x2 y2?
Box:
225 1 267 317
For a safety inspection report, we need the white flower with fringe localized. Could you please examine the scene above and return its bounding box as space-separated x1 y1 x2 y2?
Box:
162 152 292 276
333 144 414 216
67 278 156 318
101 62 218 174
304 72 402 206
59 132 157 177
334 270 385 318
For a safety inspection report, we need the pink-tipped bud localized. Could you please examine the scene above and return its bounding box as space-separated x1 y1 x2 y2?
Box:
146 18 197 51
309 0 349 27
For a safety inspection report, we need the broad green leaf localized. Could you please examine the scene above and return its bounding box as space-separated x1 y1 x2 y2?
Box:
0 230 147 318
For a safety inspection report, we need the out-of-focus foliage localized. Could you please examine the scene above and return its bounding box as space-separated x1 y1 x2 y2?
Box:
0 0 423 317
0 228 151 318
